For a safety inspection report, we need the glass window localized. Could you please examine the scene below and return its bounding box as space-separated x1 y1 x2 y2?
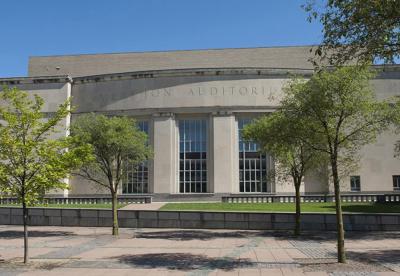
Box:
179 119 208 193
393 175 400 191
122 121 149 194
350 176 361 192
238 118 270 193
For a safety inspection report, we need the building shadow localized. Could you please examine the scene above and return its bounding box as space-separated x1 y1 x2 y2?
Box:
109 253 254 271
0 230 76 239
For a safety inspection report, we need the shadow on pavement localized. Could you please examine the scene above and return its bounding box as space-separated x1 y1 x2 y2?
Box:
135 230 262 240
272 230 400 242
110 253 254 271
348 249 400 264
0 230 76 239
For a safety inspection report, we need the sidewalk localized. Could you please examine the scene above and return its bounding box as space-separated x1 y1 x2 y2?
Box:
120 202 166 210
0 225 399 275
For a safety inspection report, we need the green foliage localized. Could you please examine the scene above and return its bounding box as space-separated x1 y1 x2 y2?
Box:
283 65 397 173
280 65 398 262
0 87 91 205
71 113 152 235
304 0 400 65
71 113 152 192
243 106 324 185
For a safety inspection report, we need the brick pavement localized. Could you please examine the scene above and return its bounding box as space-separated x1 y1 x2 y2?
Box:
0 225 399 275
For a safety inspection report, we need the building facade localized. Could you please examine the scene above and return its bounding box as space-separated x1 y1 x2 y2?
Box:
1 46 400 200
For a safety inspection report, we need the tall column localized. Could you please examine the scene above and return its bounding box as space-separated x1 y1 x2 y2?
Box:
152 113 178 194
212 112 238 194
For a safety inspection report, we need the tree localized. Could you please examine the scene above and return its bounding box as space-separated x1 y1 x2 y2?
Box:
304 0 400 65
243 103 324 236
71 114 152 236
281 65 397 262
0 87 91 263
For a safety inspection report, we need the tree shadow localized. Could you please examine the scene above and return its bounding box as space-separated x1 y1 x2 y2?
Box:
348 249 400 265
0 230 76 239
109 253 254 271
135 230 267 241
270 230 400 243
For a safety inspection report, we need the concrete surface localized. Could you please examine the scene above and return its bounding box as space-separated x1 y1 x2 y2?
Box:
0 225 399 275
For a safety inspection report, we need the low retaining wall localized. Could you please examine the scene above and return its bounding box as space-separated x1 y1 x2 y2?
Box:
0 207 399 231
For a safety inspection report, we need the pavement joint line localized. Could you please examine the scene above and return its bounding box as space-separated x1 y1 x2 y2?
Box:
186 235 266 276
34 235 116 259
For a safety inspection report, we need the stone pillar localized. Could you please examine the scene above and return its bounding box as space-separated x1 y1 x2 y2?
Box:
212 112 237 194
152 113 178 194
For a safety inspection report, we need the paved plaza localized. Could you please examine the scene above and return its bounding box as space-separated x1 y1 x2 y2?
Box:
0 225 399 275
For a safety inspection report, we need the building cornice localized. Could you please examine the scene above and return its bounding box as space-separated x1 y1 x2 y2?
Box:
72 67 316 84
0 75 72 86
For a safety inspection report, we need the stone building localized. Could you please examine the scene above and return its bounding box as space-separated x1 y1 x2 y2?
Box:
1 46 400 200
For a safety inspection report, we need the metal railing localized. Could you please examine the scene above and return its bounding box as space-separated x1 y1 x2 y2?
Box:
0 195 152 205
222 194 400 203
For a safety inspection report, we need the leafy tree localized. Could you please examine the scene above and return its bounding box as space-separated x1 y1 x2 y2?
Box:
243 103 325 236
304 0 400 65
71 114 152 236
281 65 397 262
0 87 91 263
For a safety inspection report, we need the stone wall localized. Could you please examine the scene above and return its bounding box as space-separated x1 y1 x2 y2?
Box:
0 207 399 231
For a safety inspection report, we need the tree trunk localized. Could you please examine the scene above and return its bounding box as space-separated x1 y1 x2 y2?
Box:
294 181 301 236
22 201 29 264
111 191 119 236
331 157 346 263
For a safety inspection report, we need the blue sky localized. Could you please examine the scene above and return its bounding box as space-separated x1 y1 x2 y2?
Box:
0 0 322 77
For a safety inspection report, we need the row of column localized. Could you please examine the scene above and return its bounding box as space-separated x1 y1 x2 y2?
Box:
152 112 238 194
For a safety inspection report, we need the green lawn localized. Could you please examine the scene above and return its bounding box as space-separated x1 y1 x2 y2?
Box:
160 202 400 213
0 203 127 209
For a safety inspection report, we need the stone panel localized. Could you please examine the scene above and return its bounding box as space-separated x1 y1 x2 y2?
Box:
62 209 79 217
248 213 271 222
138 211 158 219
28 208 44 216
118 210 137 219
0 215 11 224
138 219 158 228
11 208 23 216
248 221 272 230
62 216 79 226
225 213 248 222
119 219 138 228
158 212 179 220
180 220 203 228
180 212 201 221
381 216 399 225
0 208 10 215
80 210 98 218
48 216 62 226
10 216 23 225
44 209 61 216
98 217 113 227
203 213 224 221
98 210 112 218
79 217 98 227
158 220 180 228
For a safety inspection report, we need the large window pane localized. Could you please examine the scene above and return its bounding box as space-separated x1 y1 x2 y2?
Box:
238 118 270 193
122 121 149 194
179 119 208 193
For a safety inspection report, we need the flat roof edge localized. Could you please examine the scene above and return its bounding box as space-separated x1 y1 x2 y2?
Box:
28 45 318 59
